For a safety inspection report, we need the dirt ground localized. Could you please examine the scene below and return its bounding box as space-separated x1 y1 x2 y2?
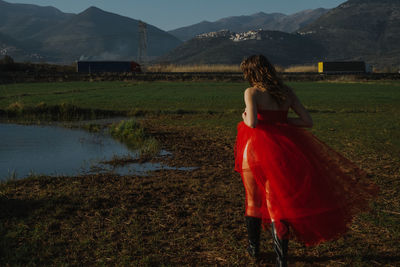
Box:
135 119 399 266
1 117 399 266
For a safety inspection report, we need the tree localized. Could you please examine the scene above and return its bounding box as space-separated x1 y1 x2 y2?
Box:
0 55 14 65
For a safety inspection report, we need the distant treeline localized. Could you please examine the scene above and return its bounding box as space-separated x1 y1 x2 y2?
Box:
0 55 75 73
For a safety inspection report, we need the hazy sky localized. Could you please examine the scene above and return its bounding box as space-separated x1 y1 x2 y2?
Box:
5 0 347 31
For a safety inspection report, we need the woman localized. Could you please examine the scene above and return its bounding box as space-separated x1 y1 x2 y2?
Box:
234 55 378 266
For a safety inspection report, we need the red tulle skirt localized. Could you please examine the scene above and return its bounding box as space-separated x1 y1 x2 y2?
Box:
234 110 379 246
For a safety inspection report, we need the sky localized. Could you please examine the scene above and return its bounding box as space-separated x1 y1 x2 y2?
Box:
5 0 347 31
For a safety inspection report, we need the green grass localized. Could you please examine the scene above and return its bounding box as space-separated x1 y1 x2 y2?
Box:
0 81 245 113
1 80 399 175
1 81 399 113
0 80 399 265
1 80 399 186
2 81 399 155
109 119 160 159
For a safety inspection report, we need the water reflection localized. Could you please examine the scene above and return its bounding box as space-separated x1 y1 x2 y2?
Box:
0 123 194 180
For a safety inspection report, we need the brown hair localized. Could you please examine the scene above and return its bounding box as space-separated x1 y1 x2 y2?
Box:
240 55 289 105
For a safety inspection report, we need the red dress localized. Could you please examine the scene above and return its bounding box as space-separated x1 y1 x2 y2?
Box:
234 109 378 246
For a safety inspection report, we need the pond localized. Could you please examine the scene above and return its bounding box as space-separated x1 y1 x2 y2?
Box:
0 123 192 181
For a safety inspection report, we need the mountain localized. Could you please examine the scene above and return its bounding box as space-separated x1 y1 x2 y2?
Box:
2 0 399 67
164 0 400 67
0 32 20 48
0 32 44 62
158 30 325 66
276 8 330 32
168 9 329 41
0 32 25 60
298 0 400 66
0 0 73 40
27 6 182 62
0 1 182 63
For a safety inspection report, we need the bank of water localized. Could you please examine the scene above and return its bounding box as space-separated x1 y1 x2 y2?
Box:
0 123 190 181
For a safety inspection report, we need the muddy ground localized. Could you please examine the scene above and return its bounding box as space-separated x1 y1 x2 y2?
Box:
1 117 399 266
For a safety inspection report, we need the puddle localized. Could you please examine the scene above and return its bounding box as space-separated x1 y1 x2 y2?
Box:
0 123 195 180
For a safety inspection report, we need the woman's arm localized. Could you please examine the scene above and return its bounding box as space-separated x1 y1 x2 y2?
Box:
242 88 258 128
287 89 313 128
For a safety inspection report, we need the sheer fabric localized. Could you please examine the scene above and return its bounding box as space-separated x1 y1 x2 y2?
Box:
234 110 378 246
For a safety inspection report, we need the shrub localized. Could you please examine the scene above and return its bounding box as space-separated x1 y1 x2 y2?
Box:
110 119 160 159
6 101 24 113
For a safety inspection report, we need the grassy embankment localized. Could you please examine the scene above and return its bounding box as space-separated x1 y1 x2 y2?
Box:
0 80 399 265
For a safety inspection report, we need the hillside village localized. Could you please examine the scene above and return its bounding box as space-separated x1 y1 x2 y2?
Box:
196 29 286 42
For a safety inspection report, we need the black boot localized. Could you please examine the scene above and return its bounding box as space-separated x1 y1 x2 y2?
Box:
245 216 261 259
271 221 289 267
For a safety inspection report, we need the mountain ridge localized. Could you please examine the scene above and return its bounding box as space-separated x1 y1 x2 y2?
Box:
168 8 329 41
161 0 400 67
158 29 325 66
298 0 400 66
1 0 399 67
0 0 73 40
0 0 182 63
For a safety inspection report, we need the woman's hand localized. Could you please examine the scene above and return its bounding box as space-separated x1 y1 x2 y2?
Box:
287 89 313 128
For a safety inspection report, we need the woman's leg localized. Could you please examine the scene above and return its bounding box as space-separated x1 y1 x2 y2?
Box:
242 142 289 264
242 142 264 217
242 142 262 258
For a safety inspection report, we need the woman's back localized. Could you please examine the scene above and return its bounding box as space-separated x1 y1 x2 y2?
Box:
244 86 312 128
252 87 291 111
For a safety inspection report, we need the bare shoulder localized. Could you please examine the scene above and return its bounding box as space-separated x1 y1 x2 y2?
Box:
244 87 258 100
244 87 258 96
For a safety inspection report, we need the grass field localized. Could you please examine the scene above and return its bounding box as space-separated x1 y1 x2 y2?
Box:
1 81 399 155
1 80 399 111
0 80 399 265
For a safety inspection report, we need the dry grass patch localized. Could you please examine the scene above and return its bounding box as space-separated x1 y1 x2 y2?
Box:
284 64 318 73
146 64 321 73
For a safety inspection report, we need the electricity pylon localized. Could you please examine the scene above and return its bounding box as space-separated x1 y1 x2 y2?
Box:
138 21 147 64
